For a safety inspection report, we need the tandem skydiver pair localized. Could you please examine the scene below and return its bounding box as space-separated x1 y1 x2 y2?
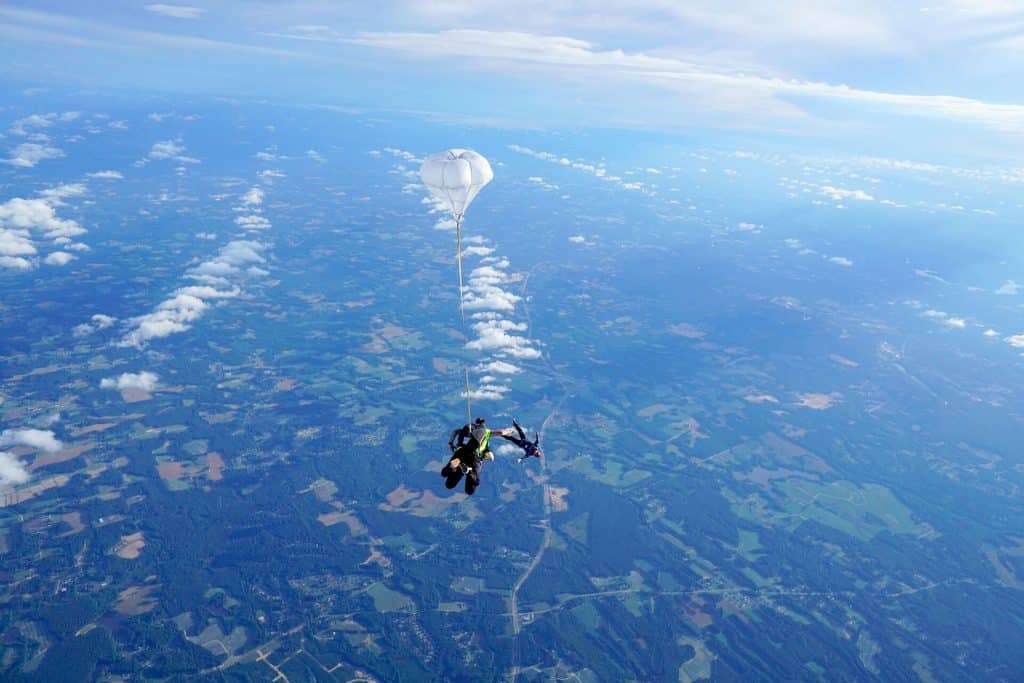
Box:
440 417 543 495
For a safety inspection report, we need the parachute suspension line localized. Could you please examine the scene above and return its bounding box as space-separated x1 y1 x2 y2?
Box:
457 214 472 426
456 214 465 326
464 366 472 426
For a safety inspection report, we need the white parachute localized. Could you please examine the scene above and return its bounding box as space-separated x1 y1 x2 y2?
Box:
420 149 493 321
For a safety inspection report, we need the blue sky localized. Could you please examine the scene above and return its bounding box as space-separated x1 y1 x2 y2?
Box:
1 2 1024 161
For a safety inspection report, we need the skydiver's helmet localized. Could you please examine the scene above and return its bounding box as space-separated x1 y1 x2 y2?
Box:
470 418 487 444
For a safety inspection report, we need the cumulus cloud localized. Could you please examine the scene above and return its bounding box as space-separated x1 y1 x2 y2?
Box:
466 384 511 400
821 186 873 201
0 185 88 270
9 113 55 135
463 264 522 312
121 240 266 347
306 149 325 162
828 256 853 266
477 360 521 374
0 452 31 487
466 318 540 358
235 215 271 230
72 313 117 337
1005 334 1024 348
0 428 63 453
2 142 64 168
921 308 967 329
44 251 74 266
149 139 184 158
996 279 1020 295
148 139 199 164
241 187 264 207
100 371 160 392
87 170 124 179
0 256 33 270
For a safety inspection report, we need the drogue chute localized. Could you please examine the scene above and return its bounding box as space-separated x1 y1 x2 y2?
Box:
420 149 493 322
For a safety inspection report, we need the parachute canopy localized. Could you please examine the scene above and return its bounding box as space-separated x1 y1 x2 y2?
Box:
420 149 493 219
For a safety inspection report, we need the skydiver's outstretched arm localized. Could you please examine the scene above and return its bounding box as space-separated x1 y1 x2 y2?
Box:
448 425 469 451
494 428 524 447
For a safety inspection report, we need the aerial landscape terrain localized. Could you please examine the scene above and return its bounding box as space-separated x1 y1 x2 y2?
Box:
2 2 1024 681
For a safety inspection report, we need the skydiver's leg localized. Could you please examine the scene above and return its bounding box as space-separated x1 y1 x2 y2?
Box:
445 471 463 489
442 455 465 489
464 465 480 495
513 419 526 442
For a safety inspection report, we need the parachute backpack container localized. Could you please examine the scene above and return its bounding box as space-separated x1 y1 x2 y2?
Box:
419 149 494 324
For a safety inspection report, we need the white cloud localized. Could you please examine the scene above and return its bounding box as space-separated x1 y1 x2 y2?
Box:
477 360 521 374
235 214 271 230
2 141 64 167
9 113 55 135
996 279 1020 295
1005 334 1024 348
87 170 124 179
0 452 31 487
821 186 874 201
466 318 540 359
737 221 763 232
434 218 457 230
306 149 325 162
569 235 586 244
464 286 521 311
149 139 182 158
0 185 88 270
38 183 86 204
828 256 853 266
0 428 63 453
144 4 205 19
466 384 511 400
462 245 494 257
100 371 160 392
983 328 999 337
148 139 198 163
72 313 117 336
350 29 1024 133
121 239 265 347
0 228 36 257
0 255 33 270
44 251 74 265
241 187 264 207
943 317 967 328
